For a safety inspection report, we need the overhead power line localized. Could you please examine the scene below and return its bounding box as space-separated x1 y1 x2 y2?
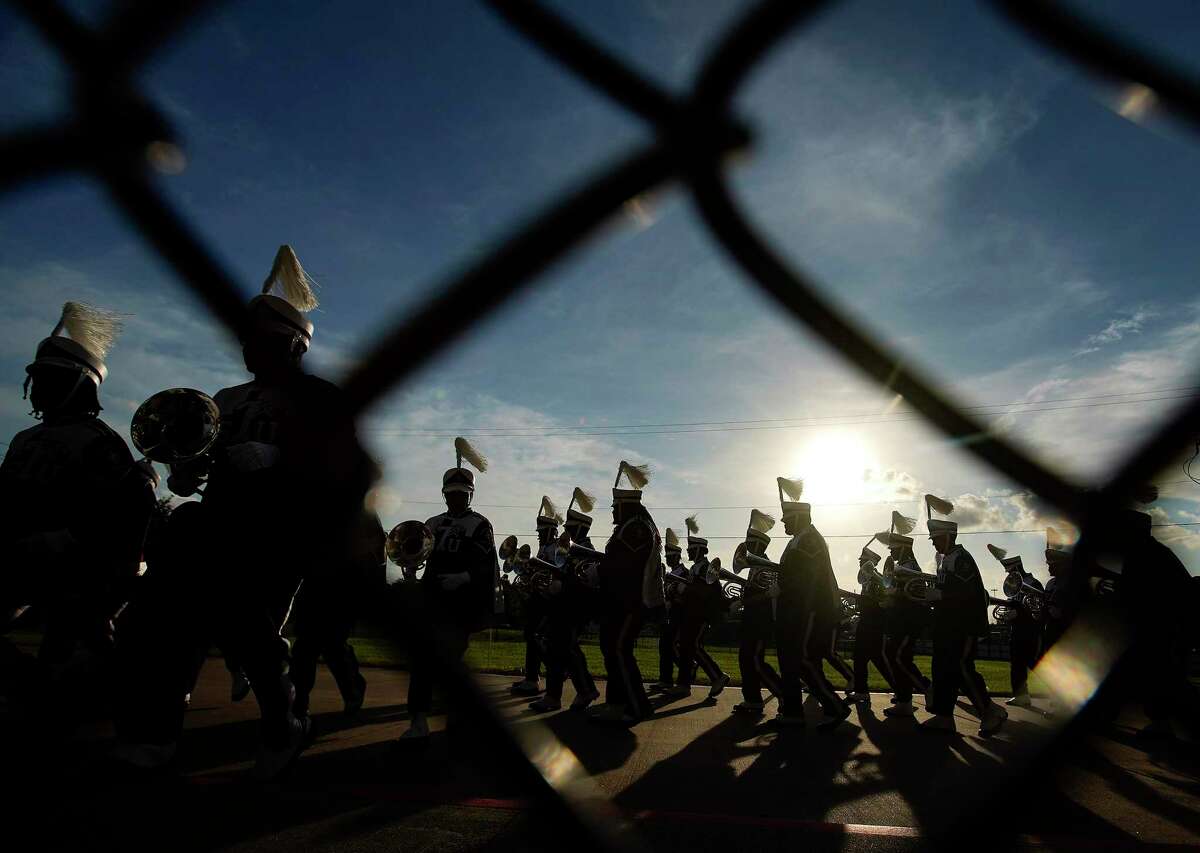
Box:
365 386 1200 438
492 522 1200 540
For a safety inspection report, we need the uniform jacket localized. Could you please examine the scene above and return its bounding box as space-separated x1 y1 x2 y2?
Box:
933 544 989 637
600 513 660 611
423 509 497 631
779 525 841 634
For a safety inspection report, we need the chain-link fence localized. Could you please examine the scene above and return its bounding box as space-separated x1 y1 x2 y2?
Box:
5 0 1199 849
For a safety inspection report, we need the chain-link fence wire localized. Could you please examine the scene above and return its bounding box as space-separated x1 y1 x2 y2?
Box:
4 0 1199 848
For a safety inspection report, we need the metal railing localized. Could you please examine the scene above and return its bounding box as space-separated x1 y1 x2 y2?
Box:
5 0 1199 848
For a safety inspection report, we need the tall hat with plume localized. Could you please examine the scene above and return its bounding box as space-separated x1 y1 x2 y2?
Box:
247 245 320 347
1045 526 1074 563
28 302 123 385
745 508 776 547
664 527 682 554
443 436 487 494
612 460 650 505
777 476 809 519
860 543 882 566
925 493 957 536
685 514 707 551
565 486 595 532
536 495 563 531
878 509 917 548
987 543 1024 572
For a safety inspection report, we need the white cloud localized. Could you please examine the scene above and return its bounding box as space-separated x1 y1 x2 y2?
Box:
1074 307 1155 355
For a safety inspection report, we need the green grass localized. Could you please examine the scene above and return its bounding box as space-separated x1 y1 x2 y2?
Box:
348 629 1035 695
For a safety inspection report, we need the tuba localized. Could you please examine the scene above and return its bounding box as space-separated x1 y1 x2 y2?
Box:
717 566 750 599
386 520 435 581
131 388 221 465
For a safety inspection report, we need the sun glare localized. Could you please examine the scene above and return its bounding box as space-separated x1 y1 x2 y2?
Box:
790 431 875 505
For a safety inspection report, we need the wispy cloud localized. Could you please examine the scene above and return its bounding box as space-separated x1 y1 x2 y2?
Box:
1075 307 1155 356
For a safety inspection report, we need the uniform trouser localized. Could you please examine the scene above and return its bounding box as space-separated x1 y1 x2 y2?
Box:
407 622 470 715
677 619 722 689
599 604 652 718
290 628 363 717
885 631 930 702
523 596 546 682
658 610 679 685
930 627 991 716
824 629 854 689
1009 620 1041 698
543 612 595 702
778 615 845 717
739 630 782 704
852 607 895 694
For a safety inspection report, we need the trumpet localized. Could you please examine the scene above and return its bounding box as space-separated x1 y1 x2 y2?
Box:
385 519 435 582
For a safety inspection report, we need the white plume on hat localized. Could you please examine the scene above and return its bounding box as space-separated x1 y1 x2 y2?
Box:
924 494 954 519
987 544 1007 561
777 477 804 502
891 511 917 535
537 495 563 523
571 487 596 514
454 437 488 472
685 514 700 536
55 302 122 362
615 460 651 490
748 509 776 534
664 528 681 550
262 245 319 312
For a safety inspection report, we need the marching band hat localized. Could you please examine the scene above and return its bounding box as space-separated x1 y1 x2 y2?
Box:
612 460 650 504
246 245 319 346
685 514 707 550
925 494 957 536
776 477 810 519
860 546 882 567
443 436 487 493
987 543 1024 572
664 528 682 554
1045 526 1074 563
28 302 122 385
565 487 596 530
746 508 776 546
536 495 563 530
875 530 914 549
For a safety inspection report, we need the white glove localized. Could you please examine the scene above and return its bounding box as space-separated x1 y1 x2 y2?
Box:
226 441 281 473
439 571 471 592
729 600 744 615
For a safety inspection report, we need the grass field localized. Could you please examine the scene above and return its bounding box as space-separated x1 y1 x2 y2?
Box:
347 628 1036 695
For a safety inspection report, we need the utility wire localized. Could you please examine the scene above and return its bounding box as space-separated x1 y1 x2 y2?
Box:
493 522 1200 540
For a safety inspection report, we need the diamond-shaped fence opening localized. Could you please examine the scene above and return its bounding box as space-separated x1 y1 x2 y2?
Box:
4 0 1199 849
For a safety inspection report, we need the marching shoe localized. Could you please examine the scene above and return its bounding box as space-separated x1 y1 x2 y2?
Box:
569 688 600 710
344 673 367 717
847 691 871 703
979 704 1008 738
919 714 957 734
253 715 312 781
732 701 765 714
708 673 731 698
883 701 915 718
662 684 691 698
817 702 852 732
529 697 562 712
1006 693 1032 708
510 679 542 696
588 704 630 725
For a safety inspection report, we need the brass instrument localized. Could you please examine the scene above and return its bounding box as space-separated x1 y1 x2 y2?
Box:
555 532 602 588
1003 572 1047 619
989 594 1019 624
892 566 938 602
385 519 435 582
839 589 861 623
502 538 560 597
717 566 750 600
857 563 887 598
131 387 221 465
742 551 781 595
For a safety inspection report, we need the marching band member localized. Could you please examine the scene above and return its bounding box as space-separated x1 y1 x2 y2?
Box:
142 247 377 776
919 495 1007 736
986 544 1043 709
773 477 851 730
666 515 730 699
731 509 783 714
653 528 685 691
1041 526 1073 652
878 517 932 718
593 461 660 725
529 488 600 712
1 303 156 711
400 437 497 742
511 496 562 696
848 543 896 704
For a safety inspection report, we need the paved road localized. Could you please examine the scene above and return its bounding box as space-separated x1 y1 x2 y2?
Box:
6 663 1198 852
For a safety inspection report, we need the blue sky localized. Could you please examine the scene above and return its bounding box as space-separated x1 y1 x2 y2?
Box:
3 0 1199 591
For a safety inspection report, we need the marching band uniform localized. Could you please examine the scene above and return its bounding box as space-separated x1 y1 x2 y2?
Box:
530 488 600 712
849 545 895 703
1041 527 1073 652
986 545 1042 709
654 528 684 690
512 496 562 696
0 303 156 709
594 461 660 724
290 509 384 719
879 532 932 717
920 495 1006 736
733 510 783 713
401 437 497 741
667 516 730 698
773 477 851 730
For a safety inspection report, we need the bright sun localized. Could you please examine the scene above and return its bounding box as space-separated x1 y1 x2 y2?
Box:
790 430 875 504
